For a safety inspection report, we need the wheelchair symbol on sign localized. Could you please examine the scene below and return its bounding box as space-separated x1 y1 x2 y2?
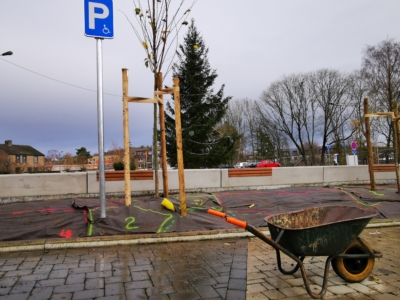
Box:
103 24 110 34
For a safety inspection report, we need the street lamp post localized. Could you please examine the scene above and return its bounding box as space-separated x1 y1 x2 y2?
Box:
59 151 63 172
1 51 13 56
329 103 346 165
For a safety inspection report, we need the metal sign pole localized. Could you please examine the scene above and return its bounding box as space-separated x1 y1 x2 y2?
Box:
84 0 114 218
96 37 106 218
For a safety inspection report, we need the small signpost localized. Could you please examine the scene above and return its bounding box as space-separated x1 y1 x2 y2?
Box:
84 0 114 218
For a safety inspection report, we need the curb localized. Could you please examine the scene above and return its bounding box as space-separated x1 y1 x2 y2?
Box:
1 220 399 253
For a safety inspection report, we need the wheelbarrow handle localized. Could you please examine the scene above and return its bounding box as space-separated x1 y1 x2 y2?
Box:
226 217 247 229
208 209 247 229
207 209 226 218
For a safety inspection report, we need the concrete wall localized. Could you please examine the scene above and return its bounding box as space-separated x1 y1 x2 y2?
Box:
0 166 396 200
0 172 87 198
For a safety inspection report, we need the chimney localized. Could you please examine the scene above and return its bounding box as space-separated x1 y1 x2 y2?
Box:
5 140 12 147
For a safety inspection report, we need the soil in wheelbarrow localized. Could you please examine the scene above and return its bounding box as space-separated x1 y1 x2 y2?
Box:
0 185 399 242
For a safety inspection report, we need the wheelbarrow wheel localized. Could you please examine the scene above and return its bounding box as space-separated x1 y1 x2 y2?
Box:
332 238 374 283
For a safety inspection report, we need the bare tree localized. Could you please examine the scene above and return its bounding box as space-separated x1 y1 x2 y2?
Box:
362 39 400 147
258 73 318 165
122 0 196 195
223 99 247 162
0 151 14 174
309 69 353 165
63 153 74 172
109 141 124 162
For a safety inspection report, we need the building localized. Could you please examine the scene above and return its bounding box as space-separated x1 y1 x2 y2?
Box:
131 146 153 170
0 140 45 173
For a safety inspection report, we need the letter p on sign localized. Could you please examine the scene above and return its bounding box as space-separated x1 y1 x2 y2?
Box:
89 3 109 29
84 0 114 39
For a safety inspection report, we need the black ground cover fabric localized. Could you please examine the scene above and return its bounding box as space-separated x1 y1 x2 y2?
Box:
1 185 399 242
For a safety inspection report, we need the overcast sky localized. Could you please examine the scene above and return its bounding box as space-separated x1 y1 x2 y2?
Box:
1 0 399 157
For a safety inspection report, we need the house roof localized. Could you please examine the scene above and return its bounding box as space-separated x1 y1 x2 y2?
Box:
0 143 45 156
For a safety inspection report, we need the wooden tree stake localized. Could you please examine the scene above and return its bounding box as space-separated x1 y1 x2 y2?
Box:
364 98 375 191
158 72 169 197
173 77 187 216
122 69 131 205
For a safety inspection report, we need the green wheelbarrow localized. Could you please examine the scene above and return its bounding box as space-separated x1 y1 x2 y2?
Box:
208 205 382 299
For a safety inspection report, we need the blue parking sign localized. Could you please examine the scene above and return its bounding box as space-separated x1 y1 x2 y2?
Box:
84 0 114 39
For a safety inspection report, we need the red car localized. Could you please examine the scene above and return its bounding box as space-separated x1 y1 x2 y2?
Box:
256 160 281 168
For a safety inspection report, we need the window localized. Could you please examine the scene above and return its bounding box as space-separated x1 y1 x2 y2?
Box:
16 155 20 163
34 156 38 164
22 155 27 163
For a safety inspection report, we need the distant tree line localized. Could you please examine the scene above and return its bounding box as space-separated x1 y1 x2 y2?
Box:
221 39 400 166
164 21 400 167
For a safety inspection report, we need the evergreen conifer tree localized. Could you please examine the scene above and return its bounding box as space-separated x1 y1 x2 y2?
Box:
165 20 237 168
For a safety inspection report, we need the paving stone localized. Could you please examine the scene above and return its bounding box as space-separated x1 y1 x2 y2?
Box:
33 264 53 274
95 295 127 300
105 282 125 296
247 283 268 293
72 288 104 299
225 288 246 299
10 281 35 294
49 292 72 300
230 268 247 279
146 285 176 297
168 290 201 300
247 291 273 299
261 289 286 299
125 288 147 299
0 293 30 300
18 273 48 282
369 283 399 293
85 277 104 290
28 286 53 300
346 282 379 294
66 273 85 285
370 293 400 300
36 278 66 288
150 275 171 287
190 277 218 287
0 276 19 286
228 278 247 290
125 280 153 289
148 294 170 300
279 286 309 297
131 270 149 281
53 283 84 294
85 270 112 279
48 269 69 279
194 284 219 298
0 286 12 296
105 275 132 284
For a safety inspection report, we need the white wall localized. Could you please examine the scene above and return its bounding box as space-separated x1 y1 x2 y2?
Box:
0 166 396 200
0 173 87 198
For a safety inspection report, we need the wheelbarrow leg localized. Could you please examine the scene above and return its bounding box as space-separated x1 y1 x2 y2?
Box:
247 225 332 299
275 249 305 275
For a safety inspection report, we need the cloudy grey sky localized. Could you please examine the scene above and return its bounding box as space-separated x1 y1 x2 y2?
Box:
1 0 399 157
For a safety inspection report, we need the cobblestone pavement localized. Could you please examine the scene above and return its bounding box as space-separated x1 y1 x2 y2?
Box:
0 238 248 300
0 226 399 299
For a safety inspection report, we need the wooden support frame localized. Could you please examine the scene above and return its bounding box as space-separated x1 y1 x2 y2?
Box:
121 69 186 216
364 98 400 192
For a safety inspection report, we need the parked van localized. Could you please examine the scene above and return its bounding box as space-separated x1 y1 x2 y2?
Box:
234 162 246 168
